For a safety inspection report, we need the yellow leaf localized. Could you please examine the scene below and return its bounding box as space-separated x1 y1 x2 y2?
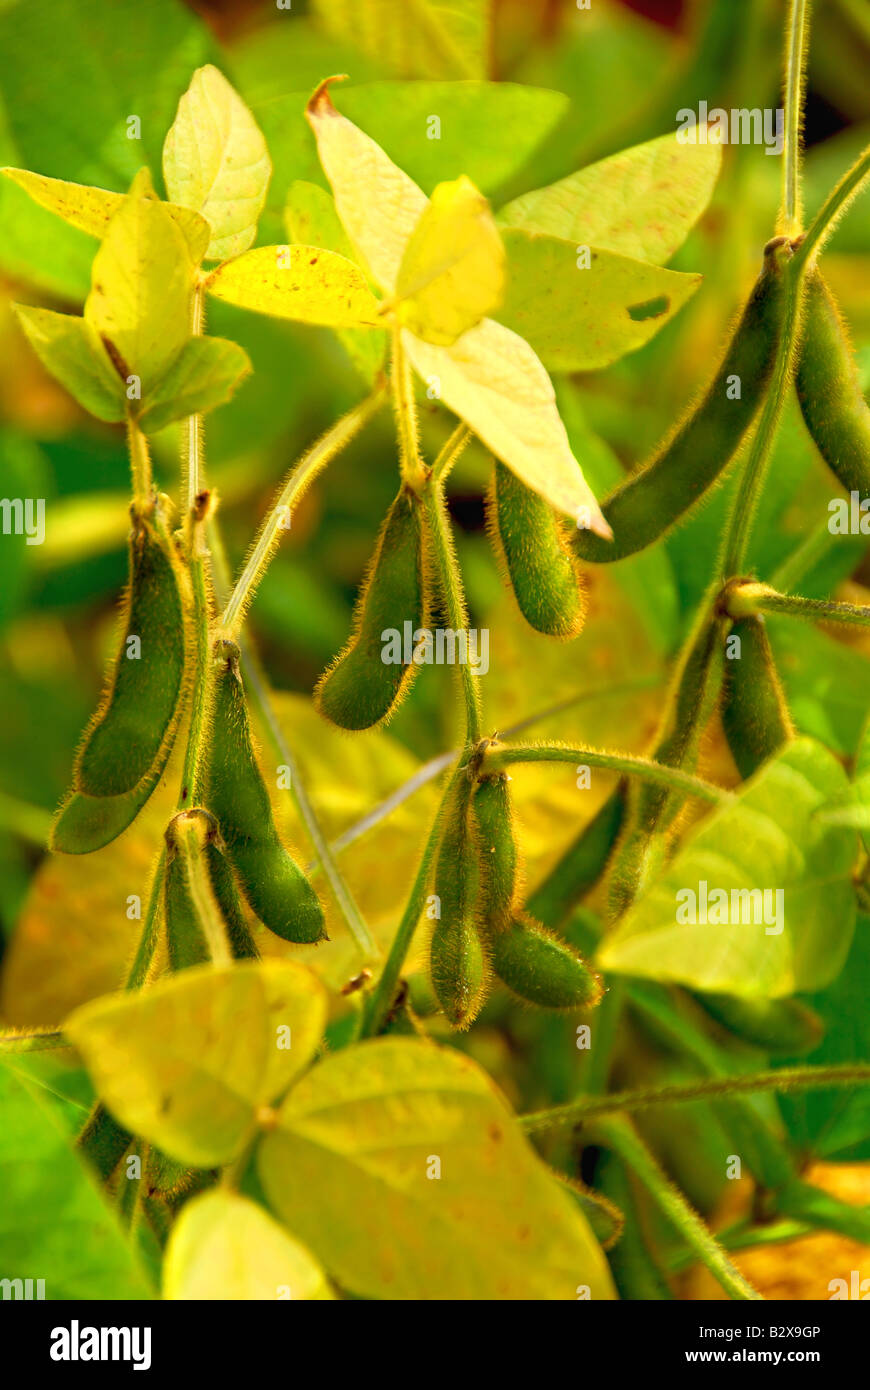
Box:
64 960 327 1168
13 304 126 422
84 189 192 397
396 175 504 345
306 79 608 534
1 167 210 263
258 1037 615 1300
204 244 382 327
163 1190 335 1300
163 64 271 263
310 0 488 79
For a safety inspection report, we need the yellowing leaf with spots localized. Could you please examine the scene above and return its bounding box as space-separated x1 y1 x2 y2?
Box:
258 1037 615 1300
395 175 504 345
163 65 271 263
84 189 192 398
65 960 327 1168
164 1191 334 1301
306 79 609 535
1 167 211 263
205 244 382 327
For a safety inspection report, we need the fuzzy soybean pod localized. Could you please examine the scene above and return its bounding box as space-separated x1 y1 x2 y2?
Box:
796 272 870 498
722 615 794 778
489 913 603 1011
429 787 488 1030
470 772 520 932
487 461 587 638
695 992 823 1056
164 813 259 971
573 237 793 563
315 486 427 730
204 642 325 944
76 503 186 797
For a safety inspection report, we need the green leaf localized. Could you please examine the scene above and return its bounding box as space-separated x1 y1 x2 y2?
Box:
258 1037 615 1300
854 712 870 854
0 1063 151 1299
64 960 327 1168
767 618 870 757
13 305 126 422
496 228 701 372
84 189 192 397
310 0 489 79
284 180 386 382
205 244 382 328
163 65 271 263
396 175 505 345
1 167 211 263
137 335 251 434
163 1190 334 1300
497 129 722 266
598 740 858 997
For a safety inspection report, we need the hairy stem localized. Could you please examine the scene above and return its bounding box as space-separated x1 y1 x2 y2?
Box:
124 846 166 991
127 416 152 505
731 584 870 629
423 482 484 747
792 141 870 270
588 1116 762 1300
520 1063 870 1133
220 387 385 638
486 742 730 805
781 0 811 235
0 1028 65 1053
391 322 427 492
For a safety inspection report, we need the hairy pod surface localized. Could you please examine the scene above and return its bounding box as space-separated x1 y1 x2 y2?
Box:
487 461 587 637
315 486 427 730
204 641 325 943
695 991 824 1055
489 913 602 1010
796 272 870 498
574 238 792 562
51 725 177 854
76 504 186 796
164 822 259 971
429 786 488 1029
722 615 794 778
471 772 519 932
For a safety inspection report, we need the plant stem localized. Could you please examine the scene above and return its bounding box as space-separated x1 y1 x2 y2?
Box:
486 742 730 805
127 416 152 506
391 322 427 492
361 763 461 1038
0 1028 65 1053
124 846 166 990
792 141 870 271
220 387 385 639
179 544 212 807
781 0 811 235
207 516 378 963
0 790 53 845
588 1116 763 1300
431 424 471 483
733 586 870 629
422 483 484 746
185 284 205 512
520 1063 870 1133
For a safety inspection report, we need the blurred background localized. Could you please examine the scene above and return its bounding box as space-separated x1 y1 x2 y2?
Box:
0 0 869 1125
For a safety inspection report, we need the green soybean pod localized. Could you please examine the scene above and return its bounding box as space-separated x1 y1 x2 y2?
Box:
76 503 186 796
796 271 870 498
722 615 794 778
573 237 793 563
470 772 519 932
429 787 488 1029
204 641 325 944
487 461 587 638
164 814 259 971
51 723 177 854
695 991 824 1056
490 913 602 1010
315 486 427 730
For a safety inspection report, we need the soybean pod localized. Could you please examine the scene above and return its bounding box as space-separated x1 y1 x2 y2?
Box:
51 719 177 854
204 641 325 944
488 913 602 1011
573 237 793 563
695 991 823 1056
315 486 428 730
76 501 186 796
429 783 488 1030
796 271 870 499
721 615 794 778
164 810 258 970
470 772 520 933
487 461 587 638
